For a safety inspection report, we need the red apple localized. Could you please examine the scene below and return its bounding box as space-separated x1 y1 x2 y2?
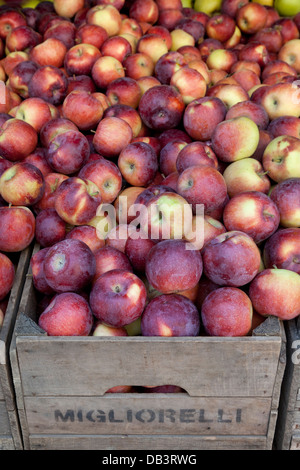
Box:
7 59 39 99
92 116 133 159
159 140 188 176
75 23 108 49
236 3 267 34
105 224 132 253
28 65 68 106
183 96 226 142
129 0 159 25
138 84 184 131
93 245 132 282
43 19 76 50
78 157 122 204
62 90 104 132
207 83 249 109
89 269 147 327
238 42 270 68
53 0 85 18
29 37 67 68
260 82 300 120
114 186 145 224
170 65 206 104
0 205 35 252
154 50 187 85
46 129 90 175
91 55 125 89
34 208 66 248
38 292 93 336
118 141 158 187
100 35 132 63
64 43 101 76
43 238 96 293
54 176 102 226
268 116 300 139
40 117 78 147
145 239 203 294
33 172 68 212
66 225 105 254
14 97 53 133
136 33 169 64
176 141 218 174
249 268 300 320
202 230 261 287
262 135 300 183
5 25 41 53
206 13 236 43
0 8 27 40
0 161 45 206
103 103 143 138
270 178 300 228
223 191 280 244
66 75 96 95
263 228 300 274
125 228 156 272
141 293 200 337
0 252 14 301
225 100 269 130
201 287 253 337
123 52 155 81
106 76 141 109
30 247 54 295
177 165 228 214
0 118 38 162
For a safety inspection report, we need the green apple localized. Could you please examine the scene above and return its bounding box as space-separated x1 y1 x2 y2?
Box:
193 0 222 15
274 0 300 16
180 0 193 7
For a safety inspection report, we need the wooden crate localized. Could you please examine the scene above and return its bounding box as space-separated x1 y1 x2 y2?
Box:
10 246 287 451
0 246 32 450
274 317 300 450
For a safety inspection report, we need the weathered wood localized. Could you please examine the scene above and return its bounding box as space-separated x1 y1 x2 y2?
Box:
10 244 287 450
275 319 300 450
0 245 32 450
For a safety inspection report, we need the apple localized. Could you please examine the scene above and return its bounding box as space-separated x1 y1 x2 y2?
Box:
33 172 68 212
93 320 128 337
222 191 280 244
221 0 249 17
202 230 261 287
201 287 253 337
40 118 78 148
262 60 297 81
249 268 300 320
75 23 108 49
14 97 53 133
138 190 193 241
225 100 269 130
93 245 133 282
175 18 205 43
251 26 283 54
35 208 66 248
106 76 141 109
53 0 85 18
222 158 271 197
5 24 41 53
141 293 200 337
269 178 300 228
28 65 68 106
207 83 249 109
274 0 300 16
211 116 260 163
183 96 226 142
238 42 270 68
103 103 142 139
170 65 207 104
184 213 226 251
262 135 300 183
0 205 35 252
278 39 300 74
260 82 300 120
119 17 143 39
54 176 102 226
125 228 156 273
89 269 147 327
268 116 300 139
46 129 90 175
0 252 14 301
43 19 76 50
38 292 93 336
105 224 132 253
206 48 237 73
43 238 96 293
236 2 267 34
66 225 105 254
0 8 27 40
0 161 45 207
63 43 101 77
92 116 133 159
7 59 39 99
263 228 300 274
145 239 203 294
118 141 158 187
158 128 191 148
66 75 97 95
159 140 188 176
29 37 66 68
0 118 38 162
123 52 155 81
86 4 122 37
177 165 228 214
231 60 261 77
157 8 184 31
100 35 132 63
136 33 169 65
206 13 236 43
176 141 218 174
61 90 103 132
154 50 187 85
129 0 159 24
30 247 54 295
138 84 184 131
193 0 222 16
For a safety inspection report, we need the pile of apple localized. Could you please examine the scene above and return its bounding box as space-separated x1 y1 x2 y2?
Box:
0 0 299 345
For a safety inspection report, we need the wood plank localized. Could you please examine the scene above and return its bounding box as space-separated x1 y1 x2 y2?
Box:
27 434 270 450
23 395 272 436
15 335 282 398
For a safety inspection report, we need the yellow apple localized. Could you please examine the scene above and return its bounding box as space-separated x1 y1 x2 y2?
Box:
181 0 193 7
194 0 222 16
274 0 300 16
252 0 274 6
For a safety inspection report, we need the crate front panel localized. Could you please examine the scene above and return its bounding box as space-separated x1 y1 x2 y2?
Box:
15 336 282 398
23 394 272 437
